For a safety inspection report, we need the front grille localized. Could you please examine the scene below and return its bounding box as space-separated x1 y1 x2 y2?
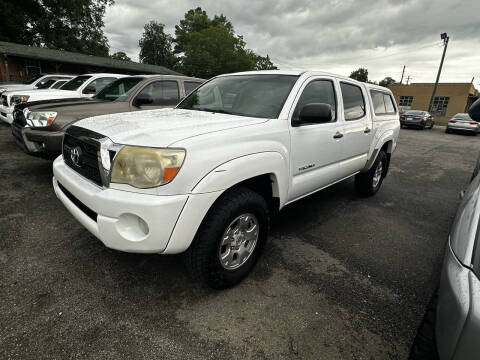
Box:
63 133 103 186
58 182 98 222
1 95 8 107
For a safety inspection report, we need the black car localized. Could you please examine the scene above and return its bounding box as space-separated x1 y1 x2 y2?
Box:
400 110 434 130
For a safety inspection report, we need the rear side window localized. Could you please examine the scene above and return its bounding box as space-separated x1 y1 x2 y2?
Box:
340 82 365 120
370 90 397 115
136 80 180 106
293 80 337 122
371 91 386 114
384 94 396 113
184 81 202 95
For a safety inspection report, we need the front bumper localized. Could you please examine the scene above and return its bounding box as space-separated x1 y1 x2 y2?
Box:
0 105 13 124
53 157 192 253
11 122 63 159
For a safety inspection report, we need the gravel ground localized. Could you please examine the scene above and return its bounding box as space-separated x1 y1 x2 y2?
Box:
1 123 479 359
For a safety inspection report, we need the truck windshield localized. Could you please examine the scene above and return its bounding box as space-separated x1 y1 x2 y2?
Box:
95 77 145 101
61 76 92 91
177 74 299 119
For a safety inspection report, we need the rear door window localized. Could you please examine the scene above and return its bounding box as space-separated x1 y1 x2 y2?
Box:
340 82 366 120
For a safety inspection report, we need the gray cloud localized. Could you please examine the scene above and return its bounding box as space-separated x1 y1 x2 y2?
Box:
104 0 480 84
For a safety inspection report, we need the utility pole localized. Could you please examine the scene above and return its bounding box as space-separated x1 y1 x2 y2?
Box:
400 65 406 85
428 33 449 112
471 77 475 84
406 76 411 85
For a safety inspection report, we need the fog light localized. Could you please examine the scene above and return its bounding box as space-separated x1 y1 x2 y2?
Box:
115 213 149 242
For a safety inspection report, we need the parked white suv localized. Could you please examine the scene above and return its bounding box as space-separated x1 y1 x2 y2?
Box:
0 73 73 94
0 73 126 124
52 71 400 288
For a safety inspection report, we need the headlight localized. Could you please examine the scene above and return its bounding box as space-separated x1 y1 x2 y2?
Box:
11 95 30 105
111 146 186 188
26 111 57 127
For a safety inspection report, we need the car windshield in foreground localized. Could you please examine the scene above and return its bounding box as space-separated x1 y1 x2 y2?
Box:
404 110 424 115
95 77 145 101
177 74 299 119
60 76 92 91
24 74 44 85
453 113 471 120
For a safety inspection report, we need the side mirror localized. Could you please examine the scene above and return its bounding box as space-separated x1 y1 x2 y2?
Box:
469 99 480 122
294 103 333 126
133 94 154 107
83 86 96 94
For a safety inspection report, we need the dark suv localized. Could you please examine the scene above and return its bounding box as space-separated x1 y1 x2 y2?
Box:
11 75 204 159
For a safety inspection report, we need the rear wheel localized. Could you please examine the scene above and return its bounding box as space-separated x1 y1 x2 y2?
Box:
184 187 269 289
445 128 451 134
355 151 387 197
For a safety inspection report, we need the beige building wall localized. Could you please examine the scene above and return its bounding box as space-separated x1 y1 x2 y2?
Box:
390 83 478 124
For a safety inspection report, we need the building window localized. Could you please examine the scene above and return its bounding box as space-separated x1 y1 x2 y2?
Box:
399 95 414 107
431 96 449 116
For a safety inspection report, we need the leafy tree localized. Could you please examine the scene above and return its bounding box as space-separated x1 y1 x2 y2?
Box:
180 26 254 79
174 7 234 54
250 54 278 70
0 0 113 56
349 68 369 82
173 7 276 77
379 77 396 88
110 51 131 61
139 21 177 68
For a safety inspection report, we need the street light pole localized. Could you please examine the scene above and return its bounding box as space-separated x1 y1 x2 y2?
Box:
428 33 449 113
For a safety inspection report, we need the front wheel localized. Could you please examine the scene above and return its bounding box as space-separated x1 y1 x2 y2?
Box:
355 151 387 197
184 187 269 289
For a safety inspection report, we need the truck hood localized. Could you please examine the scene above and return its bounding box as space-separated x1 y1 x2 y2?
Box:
1 84 34 93
74 108 269 147
7 88 78 99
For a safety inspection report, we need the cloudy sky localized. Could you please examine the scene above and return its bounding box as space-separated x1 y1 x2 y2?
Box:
104 0 480 85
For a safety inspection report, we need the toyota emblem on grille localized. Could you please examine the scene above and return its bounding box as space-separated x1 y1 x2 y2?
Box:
70 146 82 167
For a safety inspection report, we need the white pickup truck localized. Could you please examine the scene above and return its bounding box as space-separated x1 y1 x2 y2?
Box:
52 71 400 288
0 73 125 124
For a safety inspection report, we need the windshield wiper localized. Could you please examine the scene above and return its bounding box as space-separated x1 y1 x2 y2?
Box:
192 107 234 115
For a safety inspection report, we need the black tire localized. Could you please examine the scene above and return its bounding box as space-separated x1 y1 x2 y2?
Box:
445 128 451 134
184 187 269 289
409 291 439 360
355 151 387 197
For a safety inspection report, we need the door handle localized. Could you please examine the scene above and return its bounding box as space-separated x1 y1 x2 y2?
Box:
333 132 343 139
364 127 371 133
